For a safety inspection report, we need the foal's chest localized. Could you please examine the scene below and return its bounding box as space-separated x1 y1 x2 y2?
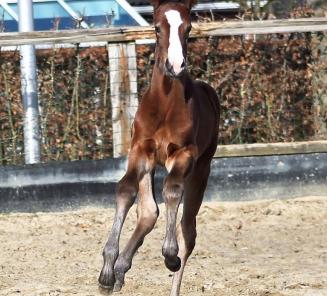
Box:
152 114 194 165
137 89 195 164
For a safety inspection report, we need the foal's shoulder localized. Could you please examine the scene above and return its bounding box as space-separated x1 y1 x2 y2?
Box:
183 73 217 96
192 79 220 111
193 79 215 92
193 79 218 98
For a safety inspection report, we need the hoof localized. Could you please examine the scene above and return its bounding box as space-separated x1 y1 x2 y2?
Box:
98 284 113 295
113 281 123 292
164 256 181 272
98 267 115 289
113 270 125 292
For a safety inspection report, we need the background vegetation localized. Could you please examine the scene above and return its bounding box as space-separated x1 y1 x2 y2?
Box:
0 2 326 164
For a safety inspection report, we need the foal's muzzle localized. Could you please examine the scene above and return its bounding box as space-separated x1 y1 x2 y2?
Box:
165 59 186 78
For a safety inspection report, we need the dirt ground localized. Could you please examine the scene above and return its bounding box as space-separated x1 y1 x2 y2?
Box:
0 197 326 296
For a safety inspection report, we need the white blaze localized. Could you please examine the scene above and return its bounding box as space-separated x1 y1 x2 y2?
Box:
165 10 184 75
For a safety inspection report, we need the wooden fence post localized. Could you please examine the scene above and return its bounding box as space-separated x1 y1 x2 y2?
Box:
108 42 138 158
313 35 327 139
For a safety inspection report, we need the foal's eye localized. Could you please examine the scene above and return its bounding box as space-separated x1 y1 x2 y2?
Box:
155 26 161 34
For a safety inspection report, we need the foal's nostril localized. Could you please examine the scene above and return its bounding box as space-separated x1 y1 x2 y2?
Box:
165 59 185 76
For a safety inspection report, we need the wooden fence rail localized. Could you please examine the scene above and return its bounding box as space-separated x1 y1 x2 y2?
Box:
215 141 327 158
0 17 327 46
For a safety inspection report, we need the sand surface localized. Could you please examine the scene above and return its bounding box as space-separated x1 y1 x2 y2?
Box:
0 197 326 296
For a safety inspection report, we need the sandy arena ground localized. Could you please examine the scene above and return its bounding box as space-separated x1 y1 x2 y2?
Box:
0 197 326 296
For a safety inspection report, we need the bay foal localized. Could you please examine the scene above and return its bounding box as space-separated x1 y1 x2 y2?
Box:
99 0 220 295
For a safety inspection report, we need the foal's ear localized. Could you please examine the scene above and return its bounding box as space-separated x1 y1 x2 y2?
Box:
184 0 197 10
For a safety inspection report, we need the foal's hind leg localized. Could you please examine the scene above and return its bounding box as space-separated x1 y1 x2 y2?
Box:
113 171 158 291
98 139 156 289
170 159 211 296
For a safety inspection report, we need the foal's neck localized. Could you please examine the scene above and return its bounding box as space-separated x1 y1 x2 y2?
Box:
150 65 186 100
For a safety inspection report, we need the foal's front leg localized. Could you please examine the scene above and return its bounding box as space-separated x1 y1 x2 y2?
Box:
113 171 158 291
98 139 156 289
162 145 196 272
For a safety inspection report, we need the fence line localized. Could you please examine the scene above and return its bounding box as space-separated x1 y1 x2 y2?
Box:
1 19 327 162
1 17 327 47
215 141 327 158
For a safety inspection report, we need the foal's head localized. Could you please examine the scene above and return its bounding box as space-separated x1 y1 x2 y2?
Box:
150 0 196 78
